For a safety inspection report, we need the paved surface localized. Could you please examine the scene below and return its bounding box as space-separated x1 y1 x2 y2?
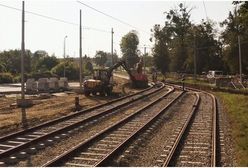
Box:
0 82 81 93
0 75 128 94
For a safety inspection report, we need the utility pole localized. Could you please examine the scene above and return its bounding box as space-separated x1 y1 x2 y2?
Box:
63 35 67 77
238 35 242 82
79 10 83 92
111 28 114 65
21 1 25 102
194 34 197 80
144 45 146 74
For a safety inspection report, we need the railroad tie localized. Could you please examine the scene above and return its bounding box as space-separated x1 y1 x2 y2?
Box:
180 160 205 166
16 137 33 141
88 147 109 152
100 140 120 144
65 162 91 167
25 134 40 138
74 157 99 161
0 144 15 148
80 152 105 156
7 141 24 145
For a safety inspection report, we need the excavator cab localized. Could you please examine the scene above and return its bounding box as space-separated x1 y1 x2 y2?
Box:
83 68 114 96
93 69 112 84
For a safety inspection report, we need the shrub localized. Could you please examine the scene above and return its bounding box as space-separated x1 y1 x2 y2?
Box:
0 73 14 83
51 61 79 80
26 71 58 80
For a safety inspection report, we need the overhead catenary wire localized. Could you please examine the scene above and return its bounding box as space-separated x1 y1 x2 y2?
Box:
0 3 111 34
0 2 147 38
202 0 208 21
0 2 153 40
77 0 150 35
0 3 78 26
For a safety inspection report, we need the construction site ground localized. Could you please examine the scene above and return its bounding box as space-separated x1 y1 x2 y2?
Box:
0 76 138 136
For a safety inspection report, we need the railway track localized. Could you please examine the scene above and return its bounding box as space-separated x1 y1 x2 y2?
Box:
157 84 218 167
0 83 165 166
42 87 184 167
0 81 220 167
103 81 218 167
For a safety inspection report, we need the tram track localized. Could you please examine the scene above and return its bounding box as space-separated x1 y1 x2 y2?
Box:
0 83 166 166
108 82 219 167
158 83 218 167
17 85 171 166
0 81 220 167
42 87 183 167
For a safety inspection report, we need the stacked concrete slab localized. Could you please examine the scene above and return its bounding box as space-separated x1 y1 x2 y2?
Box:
58 77 69 90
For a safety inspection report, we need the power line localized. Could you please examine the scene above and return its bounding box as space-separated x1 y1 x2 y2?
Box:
202 0 208 21
77 0 150 35
0 3 111 34
0 3 78 26
84 27 110 33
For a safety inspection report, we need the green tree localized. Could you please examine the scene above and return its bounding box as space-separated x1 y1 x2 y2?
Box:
0 49 31 74
0 62 6 72
94 51 107 66
151 3 223 74
120 30 140 68
51 59 79 80
185 21 223 74
151 24 170 74
31 50 48 71
165 3 192 72
36 55 59 72
221 2 248 74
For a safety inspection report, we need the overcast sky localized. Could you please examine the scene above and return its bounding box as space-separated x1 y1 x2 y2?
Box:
0 0 234 58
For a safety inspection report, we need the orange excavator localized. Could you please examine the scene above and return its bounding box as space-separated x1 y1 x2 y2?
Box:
122 58 148 88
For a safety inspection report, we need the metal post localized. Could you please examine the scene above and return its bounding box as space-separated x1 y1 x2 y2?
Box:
111 28 114 65
79 10 83 92
63 35 67 77
238 35 242 82
144 45 146 74
21 1 25 101
194 34 197 80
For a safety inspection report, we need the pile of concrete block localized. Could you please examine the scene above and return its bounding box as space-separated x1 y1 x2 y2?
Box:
25 77 69 93
38 78 49 92
26 78 38 93
58 77 69 90
48 77 59 92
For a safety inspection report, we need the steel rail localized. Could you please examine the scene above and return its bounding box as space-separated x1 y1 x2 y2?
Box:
96 91 184 167
162 92 200 166
0 84 154 142
43 87 183 167
165 82 217 167
0 83 165 160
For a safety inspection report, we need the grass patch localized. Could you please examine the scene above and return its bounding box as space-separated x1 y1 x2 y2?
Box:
216 92 248 166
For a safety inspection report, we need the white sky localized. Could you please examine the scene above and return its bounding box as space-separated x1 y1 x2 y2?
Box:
0 0 234 58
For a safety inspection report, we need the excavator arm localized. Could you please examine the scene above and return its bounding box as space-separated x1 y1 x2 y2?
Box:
106 59 148 88
106 60 136 82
